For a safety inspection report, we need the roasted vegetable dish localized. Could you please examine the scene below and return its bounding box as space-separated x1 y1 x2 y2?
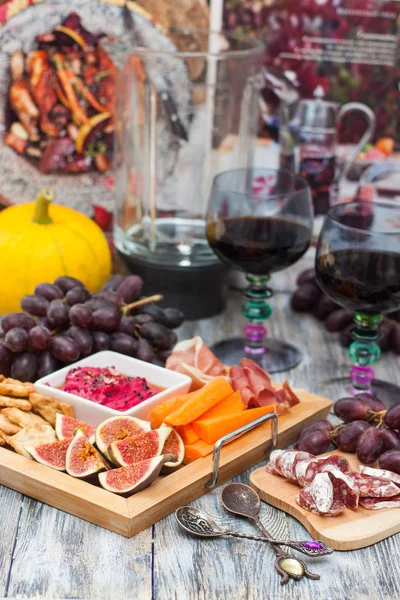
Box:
5 12 115 174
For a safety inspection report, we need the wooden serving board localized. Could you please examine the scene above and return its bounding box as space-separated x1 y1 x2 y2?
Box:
0 389 331 537
250 451 400 551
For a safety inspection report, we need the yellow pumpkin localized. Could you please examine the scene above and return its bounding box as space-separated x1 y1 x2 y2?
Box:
0 188 112 314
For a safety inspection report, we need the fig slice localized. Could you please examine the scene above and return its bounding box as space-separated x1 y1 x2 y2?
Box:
109 427 172 467
55 413 96 444
66 429 109 478
98 454 175 496
95 416 151 460
25 439 70 471
160 425 185 473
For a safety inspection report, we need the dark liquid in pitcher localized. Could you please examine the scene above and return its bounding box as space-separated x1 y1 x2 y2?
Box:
207 216 311 274
299 152 336 216
316 249 400 314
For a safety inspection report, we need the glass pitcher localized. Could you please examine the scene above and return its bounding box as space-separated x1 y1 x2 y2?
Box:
297 86 376 215
105 29 265 274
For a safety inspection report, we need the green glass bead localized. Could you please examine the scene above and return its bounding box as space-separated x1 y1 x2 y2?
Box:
242 300 272 322
354 312 382 328
348 340 381 366
244 287 273 300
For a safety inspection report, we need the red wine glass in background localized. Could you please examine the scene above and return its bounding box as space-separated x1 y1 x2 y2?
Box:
206 168 313 373
315 201 400 405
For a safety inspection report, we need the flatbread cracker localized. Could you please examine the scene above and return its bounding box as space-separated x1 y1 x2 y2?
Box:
0 413 22 435
0 395 32 410
0 379 34 398
6 423 56 458
29 393 74 426
2 407 47 428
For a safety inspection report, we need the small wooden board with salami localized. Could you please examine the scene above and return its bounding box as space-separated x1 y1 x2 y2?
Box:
250 451 400 551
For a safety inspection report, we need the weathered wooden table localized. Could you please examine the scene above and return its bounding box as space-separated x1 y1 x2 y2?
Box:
1 251 400 600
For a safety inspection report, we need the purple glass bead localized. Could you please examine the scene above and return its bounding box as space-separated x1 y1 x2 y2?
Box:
302 541 323 550
244 324 267 342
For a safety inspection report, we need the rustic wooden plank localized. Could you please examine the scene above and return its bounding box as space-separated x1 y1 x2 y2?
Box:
5 497 153 600
0 486 24 598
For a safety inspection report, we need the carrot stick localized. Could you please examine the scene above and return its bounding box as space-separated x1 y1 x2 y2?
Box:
199 390 245 420
164 377 234 427
53 53 87 125
176 424 199 445
148 393 191 429
192 405 275 445
183 440 214 464
73 79 107 113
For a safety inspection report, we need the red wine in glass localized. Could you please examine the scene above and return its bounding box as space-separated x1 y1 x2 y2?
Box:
207 216 311 275
315 201 400 406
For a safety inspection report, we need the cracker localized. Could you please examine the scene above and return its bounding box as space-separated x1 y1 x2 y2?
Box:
0 413 22 435
29 393 74 426
6 423 56 458
2 407 47 428
0 379 34 398
0 395 32 410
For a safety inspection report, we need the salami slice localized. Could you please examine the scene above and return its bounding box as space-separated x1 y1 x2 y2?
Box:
359 494 400 510
276 450 300 480
310 472 334 513
296 487 345 516
351 472 400 498
266 449 285 474
275 450 314 481
296 454 351 487
359 465 400 487
322 465 359 510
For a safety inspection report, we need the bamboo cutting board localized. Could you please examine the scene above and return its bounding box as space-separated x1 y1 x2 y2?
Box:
0 388 332 537
250 451 400 551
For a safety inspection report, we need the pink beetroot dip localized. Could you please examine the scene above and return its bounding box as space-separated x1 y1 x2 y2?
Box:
62 366 161 411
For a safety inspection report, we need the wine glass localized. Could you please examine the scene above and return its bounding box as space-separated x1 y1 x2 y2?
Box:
315 201 400 405
206 168 313 373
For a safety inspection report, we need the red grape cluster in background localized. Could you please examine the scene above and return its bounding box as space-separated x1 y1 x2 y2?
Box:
223 0 400 145
295 396 400 474
291 268 400 355
0 275 184 382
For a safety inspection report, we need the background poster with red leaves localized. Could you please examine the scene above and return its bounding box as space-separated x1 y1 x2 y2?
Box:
223 0 400 146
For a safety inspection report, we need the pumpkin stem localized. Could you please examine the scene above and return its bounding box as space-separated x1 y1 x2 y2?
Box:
32 188 54 225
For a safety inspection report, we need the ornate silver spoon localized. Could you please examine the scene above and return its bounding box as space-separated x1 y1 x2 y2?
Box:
221 483 329 585
175 506 332 558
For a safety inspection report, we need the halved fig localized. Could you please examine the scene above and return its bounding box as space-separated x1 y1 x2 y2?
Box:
75 112 111 154
55 413 95 444
160 426 185 473
66 430 109 478
25 439 70 471
109 427 172 467
95 416 151 460
98 454 175 496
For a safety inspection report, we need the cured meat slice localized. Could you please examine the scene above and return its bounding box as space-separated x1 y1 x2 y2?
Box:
296 487 345 516
276 450 302 480
359 465 400 487
295 455 351 487
359 494 400 510
351 472 400 498
322 465 359 510
266 449 284 474
310 472 334 513
166 337 230 390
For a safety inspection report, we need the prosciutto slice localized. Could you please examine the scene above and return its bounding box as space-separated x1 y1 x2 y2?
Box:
231 359 300 410
166 337 230 390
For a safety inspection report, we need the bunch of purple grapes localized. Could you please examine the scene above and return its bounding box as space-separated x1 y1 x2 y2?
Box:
0 275 184 382
295 394 400 473
291 268 400 354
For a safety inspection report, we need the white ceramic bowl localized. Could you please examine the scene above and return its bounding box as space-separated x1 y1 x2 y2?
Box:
34 351 191 426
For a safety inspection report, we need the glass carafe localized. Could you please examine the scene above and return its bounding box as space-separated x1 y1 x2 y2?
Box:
103 29 266 317
297 86 376 215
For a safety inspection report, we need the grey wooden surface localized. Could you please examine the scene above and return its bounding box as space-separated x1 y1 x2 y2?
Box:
1 250 400 600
